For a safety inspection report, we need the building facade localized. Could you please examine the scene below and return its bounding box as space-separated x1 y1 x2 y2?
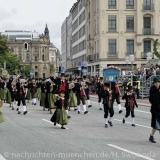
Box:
86 0 160 76
61 19 67 71
2 25 50 78
49 43 60 73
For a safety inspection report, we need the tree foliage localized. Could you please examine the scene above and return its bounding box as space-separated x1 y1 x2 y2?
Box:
19 65 32 76
0 34 10 55
153 39 160 59
50 63 55 73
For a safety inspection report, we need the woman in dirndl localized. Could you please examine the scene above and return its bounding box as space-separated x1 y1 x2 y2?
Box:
50 90 68 129
149 77 160 143
40 79 46 110
68 79 77 111
0 101 4 123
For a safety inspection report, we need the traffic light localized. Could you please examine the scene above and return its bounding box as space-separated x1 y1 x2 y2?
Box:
24 42 28 51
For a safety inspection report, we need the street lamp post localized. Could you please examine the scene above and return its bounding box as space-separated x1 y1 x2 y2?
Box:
125 55 135 86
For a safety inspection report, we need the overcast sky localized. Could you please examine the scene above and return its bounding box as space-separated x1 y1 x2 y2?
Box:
0 0 76 52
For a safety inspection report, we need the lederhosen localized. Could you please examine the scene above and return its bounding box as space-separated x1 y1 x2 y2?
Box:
101 90 114 118
17 84 26 106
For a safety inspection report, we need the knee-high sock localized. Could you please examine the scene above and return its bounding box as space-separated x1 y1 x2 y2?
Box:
132 118 135 124
32 99 34 103
118 104 122 111
23 106 26 112
83 105 86 112
77 105 80 111
66 110 68 115
18 106 21 111
87 100 90 106
99 102 102 109
109 117 112 122
105 118 109 124
33 98 37 104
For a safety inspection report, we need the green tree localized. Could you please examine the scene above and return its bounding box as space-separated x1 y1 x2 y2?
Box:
19 65 32 76
50 63 55 73
0 35 10 55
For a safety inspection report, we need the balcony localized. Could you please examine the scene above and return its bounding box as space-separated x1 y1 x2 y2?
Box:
108 28 116 32
108 5 116 9
107 52 118 58
142 4 154 10
125 52 136 57
143 28 154 35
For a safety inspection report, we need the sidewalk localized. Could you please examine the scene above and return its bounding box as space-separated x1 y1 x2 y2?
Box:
90 94 150 107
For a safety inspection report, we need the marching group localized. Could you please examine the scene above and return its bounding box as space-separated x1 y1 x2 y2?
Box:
0 73 160 143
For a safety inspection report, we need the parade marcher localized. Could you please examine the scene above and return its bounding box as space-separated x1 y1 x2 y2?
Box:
30 82 37 105
40 78 47 110
101 83 114 128
50 90 68 129
37 78 42 100
0 103 4 123
11 81 18 110
149 77 160 143
83 76 92 108
135 78 140 99
75 78 88 114
97 77 104 110
17 81 28 115
122 86 138 127
51 73 71 119
111 82 123 114
26 79 32 103
68 78 77 111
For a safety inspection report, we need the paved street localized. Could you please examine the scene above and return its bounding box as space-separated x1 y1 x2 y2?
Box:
0 97 159 160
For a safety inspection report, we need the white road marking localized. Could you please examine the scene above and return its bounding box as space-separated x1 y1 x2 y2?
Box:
0 154 6 160
114 119 151 129
107 144 155 160
91 101 150 114
42 119 69 129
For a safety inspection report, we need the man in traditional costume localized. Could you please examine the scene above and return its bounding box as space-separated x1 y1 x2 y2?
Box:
97 77 104 110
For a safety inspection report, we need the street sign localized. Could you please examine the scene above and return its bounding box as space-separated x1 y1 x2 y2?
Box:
82 61 88 67
30 70 34 75
82 68 87 73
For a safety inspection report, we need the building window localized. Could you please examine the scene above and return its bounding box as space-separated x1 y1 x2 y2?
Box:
108 0 116 9
108 39 116 54
18 47 22 52
35 56 38 61
108 16 116 32
126 0 134 9
26 54 30 61
35 47 38 52
19 54 22 61
43 73 45 79
126 16 134 31
42 55 44 61
127 40 134 54
42 47 44 52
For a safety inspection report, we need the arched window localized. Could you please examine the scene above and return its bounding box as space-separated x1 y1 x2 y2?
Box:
35 56 38 61
42 55 44 61
19 54 22 61
26 54 30 61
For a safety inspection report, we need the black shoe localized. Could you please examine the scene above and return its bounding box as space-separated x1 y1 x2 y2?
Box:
132 124 136 127
105 124 108 128
24 111 28 115
34 103 36 105
99 108 103 110
88 105 92 108
54 122 56 126
78 111 80 114
122 119 125 124
84 111 88 114
67 115 71 119
74 108 77 111
61 126 66 129
149 135 156 143
108 121 113 127
12 107 14 110
119 110 123 114
18 111 21 114
16 108 19 111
